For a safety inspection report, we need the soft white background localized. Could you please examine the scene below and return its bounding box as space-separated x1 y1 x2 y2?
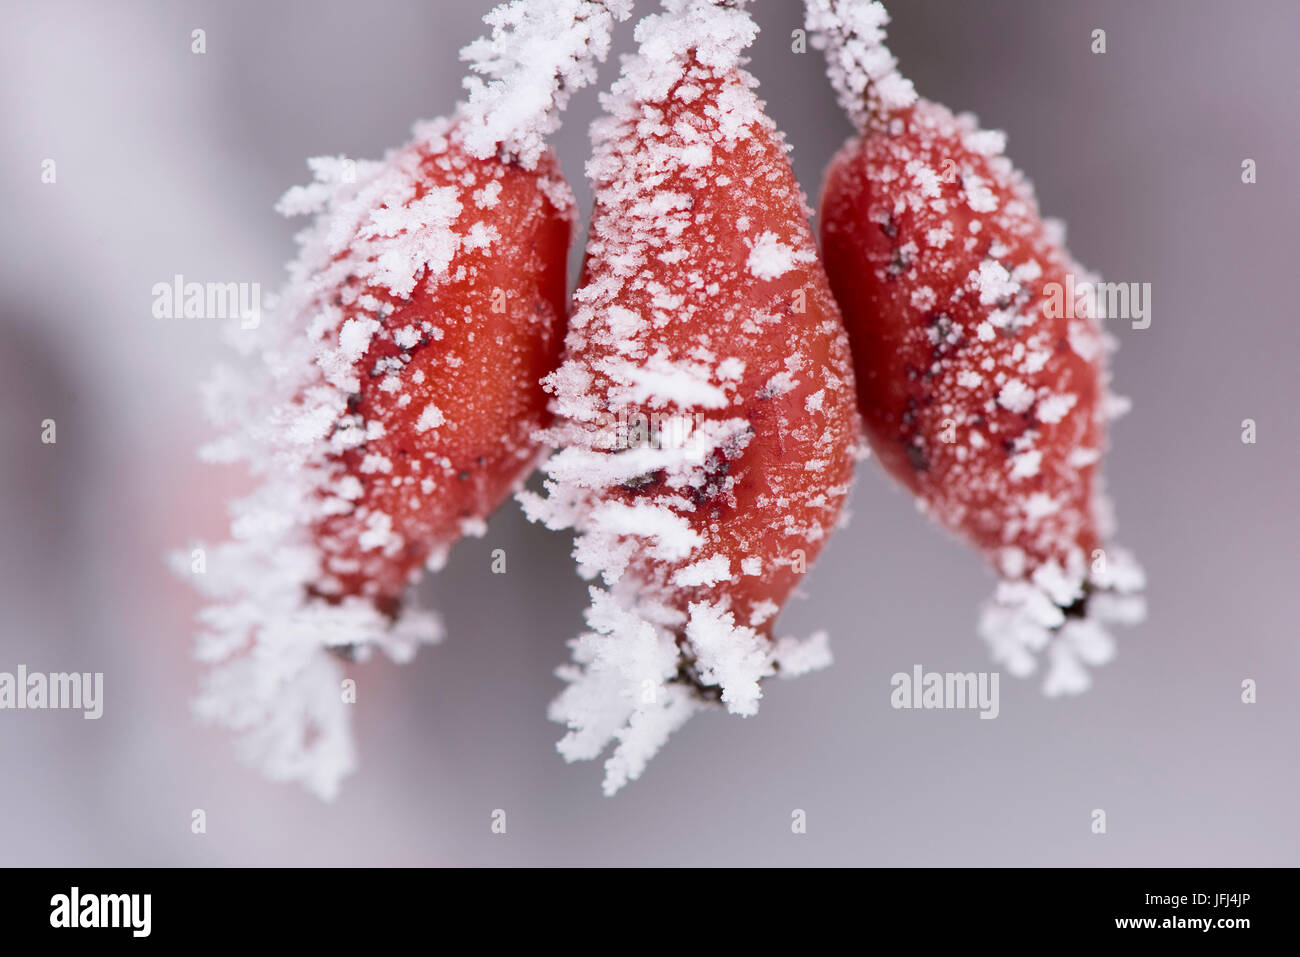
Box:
1 0 1296 865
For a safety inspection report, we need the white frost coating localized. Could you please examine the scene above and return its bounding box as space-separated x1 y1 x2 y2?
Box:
602 355 731 409
975 259 1018 306
1008 448 1042 480
541 417 750 492
589 502 702 563
747 231 815 280
621 0 758 108
415 402 445 432
549 590 703 796
996 378 1034 413
804 0 917 131
979 547 1146 695
771 630 833 677
685 602 773 716
545 589 833 794
459 0 634 167
1024 492 1059 521
174 516 442 799
1036 392 1077 424
672 555 732 587
964 173 999 213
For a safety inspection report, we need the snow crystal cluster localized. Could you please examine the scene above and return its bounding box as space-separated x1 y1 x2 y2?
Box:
460 0 634 168
981 541 1145 696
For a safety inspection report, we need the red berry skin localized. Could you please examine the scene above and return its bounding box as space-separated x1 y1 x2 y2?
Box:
819 100 1108 577
309 140 573 613
549 61 859 637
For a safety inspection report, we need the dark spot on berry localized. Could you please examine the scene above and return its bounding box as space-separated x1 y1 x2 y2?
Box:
685 450 733 508
674 655 724 704
905 440 929 472
902 396 920 427
1061 586 1094 621
621 469 666 493
929 313 963 360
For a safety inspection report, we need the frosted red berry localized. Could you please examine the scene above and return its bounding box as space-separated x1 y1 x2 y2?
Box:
811 1 1144 692
525 3 859 791
307 135 572 613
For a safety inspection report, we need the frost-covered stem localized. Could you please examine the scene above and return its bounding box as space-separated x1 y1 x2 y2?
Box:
618 0 757 104
803 0 916 131
457 0 633 167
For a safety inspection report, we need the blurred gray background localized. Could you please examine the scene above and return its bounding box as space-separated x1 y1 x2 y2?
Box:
1 0 1297 866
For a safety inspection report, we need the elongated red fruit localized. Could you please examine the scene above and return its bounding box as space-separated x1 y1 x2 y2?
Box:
810 0 1144 694
523 0 860 793
302 128 573 614
189 120 574 797
184 0 633 798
